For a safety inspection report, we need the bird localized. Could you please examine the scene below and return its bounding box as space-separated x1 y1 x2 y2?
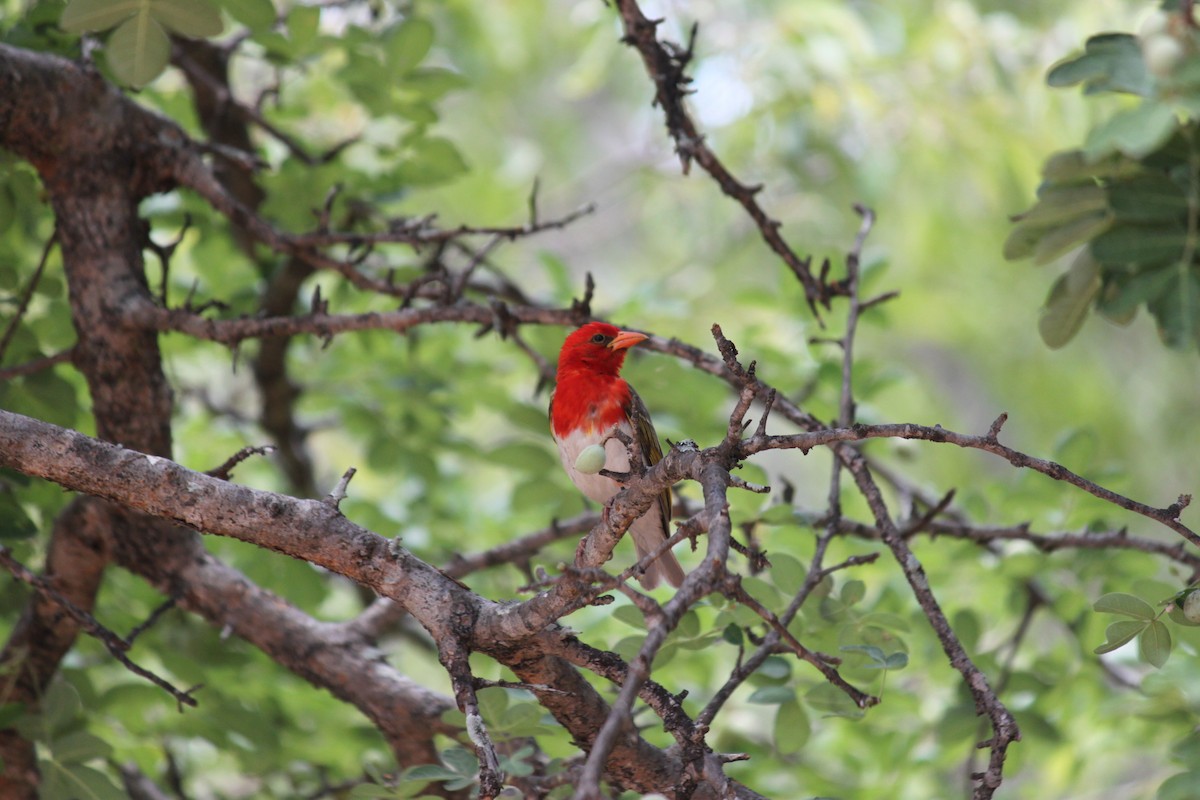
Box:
549 321 686 588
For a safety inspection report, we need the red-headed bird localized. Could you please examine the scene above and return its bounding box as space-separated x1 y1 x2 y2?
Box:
550 322 685 588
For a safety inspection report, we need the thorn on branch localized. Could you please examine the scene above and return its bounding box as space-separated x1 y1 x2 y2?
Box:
859 290 901 312
986 413 1009 442
310 283 328 316
324 467 357 510
727 474 770 494
314 183 343 233
528 177 541 227
754 389 777 438
206 445 276 480
711 323 749 380
1167 494 1193 520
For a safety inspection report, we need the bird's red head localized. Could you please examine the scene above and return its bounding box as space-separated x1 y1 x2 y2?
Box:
557 322 648 377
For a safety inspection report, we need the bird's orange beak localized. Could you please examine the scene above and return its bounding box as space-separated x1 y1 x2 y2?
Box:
608 330 648 351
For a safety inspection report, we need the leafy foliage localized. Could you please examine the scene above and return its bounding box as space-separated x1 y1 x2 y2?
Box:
1010 8 1200 351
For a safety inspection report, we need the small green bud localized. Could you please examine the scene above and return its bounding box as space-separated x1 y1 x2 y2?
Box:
574 444 607 474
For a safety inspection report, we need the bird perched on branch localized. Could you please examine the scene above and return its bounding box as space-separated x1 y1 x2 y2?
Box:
550 322 685 588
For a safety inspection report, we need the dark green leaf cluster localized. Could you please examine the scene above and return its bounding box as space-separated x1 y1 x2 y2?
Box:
1012 23 1200 351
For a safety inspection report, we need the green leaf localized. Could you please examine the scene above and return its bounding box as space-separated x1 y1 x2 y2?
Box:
402 764 461 782
0 494 37 541
105 13 170 87
1094 619 1149 654
386 18 434 74
1148 270 1200 348
1139 619 1172 668
1041 149 1140 182
883 652 909 670
1108 174 1189 223
1094 592 1158 619
756 655 792 681
721 623 744 646
1157 770 1200 800
1089 224 1188 266
0 703 25 728
747 685 796 705
1085 103 1179 160
286 5 319 49
150 0 222 37
773 700 810 755
1147 268 1200 347
440 746 477 776
1046 33 1151 96
403 67 470 100
1015 184 1108 228
1038 251 1100 348
1167 605 1200 627
611 603 646 630
49 730 112 764
1004 220 1046 261
1096 266 1178 322
41 762 125 800
804 683 865 719
220 0 277 33
840 579 865 606
1031 210 1112 265
840 644 886 665
60 0 138 33
394 137 467 187
770 552 807 595
676 610 700 639
757 504 800 526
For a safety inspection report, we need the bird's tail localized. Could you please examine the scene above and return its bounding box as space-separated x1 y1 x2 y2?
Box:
631 518 686 589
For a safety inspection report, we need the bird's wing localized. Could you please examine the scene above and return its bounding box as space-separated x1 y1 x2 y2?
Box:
625 384 672 530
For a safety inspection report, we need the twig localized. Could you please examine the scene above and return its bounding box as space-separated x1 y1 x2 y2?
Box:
206 445 276 480
611 0 825 312
0 546 199 708
0 231 56 365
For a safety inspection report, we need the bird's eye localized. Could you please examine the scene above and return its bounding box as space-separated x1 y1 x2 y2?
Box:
590 333 607 344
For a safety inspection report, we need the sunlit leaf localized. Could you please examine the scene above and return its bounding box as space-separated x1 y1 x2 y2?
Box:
220 0 277 33
60 0 138 33
105 13 170 87
1046 33 1152 96
386 18 434 74
150 0 223 37
1085 103 1179 160
1094 619 1148 654
1094 592 1158 619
